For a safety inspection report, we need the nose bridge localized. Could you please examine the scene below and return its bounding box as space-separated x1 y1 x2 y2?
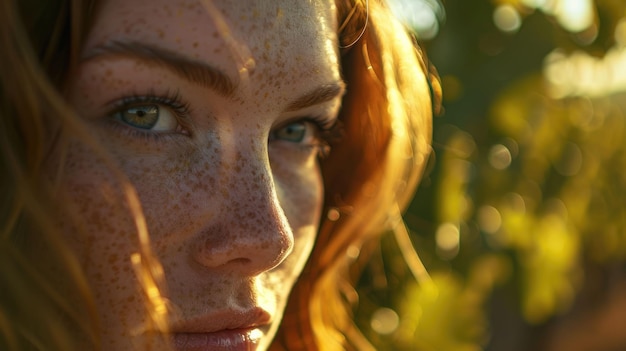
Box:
226 151 284 236
193 144 294 275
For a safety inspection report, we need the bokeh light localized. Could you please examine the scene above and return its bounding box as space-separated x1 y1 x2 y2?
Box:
435 222 460 259
356 1 626 350
386 0 445 39
493 5 522 33
370 307 400 335
477 205 502 234
488 144 513 170
555 0 594 33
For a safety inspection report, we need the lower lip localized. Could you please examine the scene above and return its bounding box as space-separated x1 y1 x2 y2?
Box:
172 328 263 351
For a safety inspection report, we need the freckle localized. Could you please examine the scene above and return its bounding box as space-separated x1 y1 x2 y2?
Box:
220 188 230 199
108 253 118 263
193 42 198 48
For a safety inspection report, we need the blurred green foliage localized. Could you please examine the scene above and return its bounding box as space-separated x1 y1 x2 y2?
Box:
355 0 626 350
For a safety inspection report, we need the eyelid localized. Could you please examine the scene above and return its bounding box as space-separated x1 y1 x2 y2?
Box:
107 90 190 114
106 91 193 133
273 114 337 133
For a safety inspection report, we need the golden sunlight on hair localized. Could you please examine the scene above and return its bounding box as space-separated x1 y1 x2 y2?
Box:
273 1 438 350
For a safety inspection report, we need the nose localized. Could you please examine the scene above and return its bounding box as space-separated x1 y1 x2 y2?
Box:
191 156 294 276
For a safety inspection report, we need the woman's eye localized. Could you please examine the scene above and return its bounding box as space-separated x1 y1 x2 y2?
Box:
270 120 332 157
273 122 309 143
113 104 179 132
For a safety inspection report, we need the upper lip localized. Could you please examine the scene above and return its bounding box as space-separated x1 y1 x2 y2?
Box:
169 307 272 333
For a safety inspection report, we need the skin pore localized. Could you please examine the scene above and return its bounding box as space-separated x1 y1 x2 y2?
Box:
53 0 344 350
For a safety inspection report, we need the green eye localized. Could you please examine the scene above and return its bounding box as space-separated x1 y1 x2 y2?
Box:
118 105 159 129
274 122 307 142
113 103 180 132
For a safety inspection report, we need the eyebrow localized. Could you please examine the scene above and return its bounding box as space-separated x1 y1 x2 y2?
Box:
82 41 236 97
285 82 346 112
82 41 345 109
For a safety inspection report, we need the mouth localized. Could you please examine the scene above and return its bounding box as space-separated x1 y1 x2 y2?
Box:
169 308 271 351
171 328 263 351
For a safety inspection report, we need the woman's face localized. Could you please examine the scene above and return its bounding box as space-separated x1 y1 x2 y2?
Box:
59 0 343 350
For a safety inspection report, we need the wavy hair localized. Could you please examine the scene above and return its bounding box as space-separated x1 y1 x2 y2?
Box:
272 1 440 350
0 0 101 350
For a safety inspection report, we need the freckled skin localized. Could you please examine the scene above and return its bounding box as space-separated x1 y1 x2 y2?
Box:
52 0 342 350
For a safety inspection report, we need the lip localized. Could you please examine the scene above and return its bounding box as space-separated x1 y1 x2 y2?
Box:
172 328 263 351
169 308 271 351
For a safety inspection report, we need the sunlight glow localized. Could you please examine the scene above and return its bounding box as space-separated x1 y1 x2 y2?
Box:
544 47 626 98
478 206 502 234
436 223 460 252
371 308 400 335
521 0 595 33
489 144 513 170
521 0 548 8
493 5 522 33
386 0 444 39
556 0 593 32
615 18 626 47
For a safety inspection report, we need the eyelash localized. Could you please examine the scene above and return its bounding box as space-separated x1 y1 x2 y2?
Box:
106 90 192 139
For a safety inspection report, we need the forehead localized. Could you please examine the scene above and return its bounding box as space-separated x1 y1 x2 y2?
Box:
86 0 341 96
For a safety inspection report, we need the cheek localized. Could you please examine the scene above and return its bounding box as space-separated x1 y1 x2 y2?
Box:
50 142 149 339
270 145 324 231
55 141 139 260
124 148 223 252
269 146 323 277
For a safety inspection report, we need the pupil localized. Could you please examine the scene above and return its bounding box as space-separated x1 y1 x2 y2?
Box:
120 105 159 129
